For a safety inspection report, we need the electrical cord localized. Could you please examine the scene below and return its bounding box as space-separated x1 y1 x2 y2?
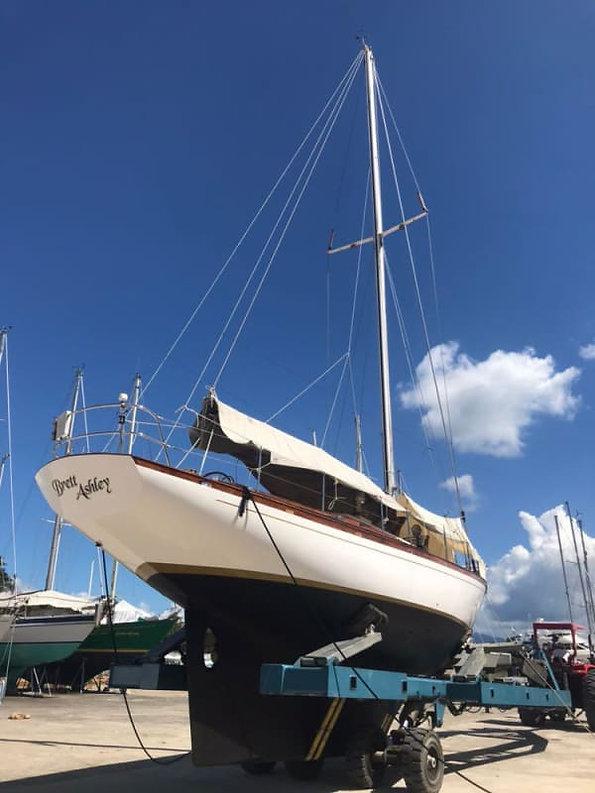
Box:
243 487 494 793
98 546 191 765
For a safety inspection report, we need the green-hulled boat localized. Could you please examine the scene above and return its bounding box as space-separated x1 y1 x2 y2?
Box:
43 617 177 687
1 613 97 690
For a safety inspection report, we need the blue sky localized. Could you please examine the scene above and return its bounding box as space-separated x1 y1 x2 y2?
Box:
1 2 595 619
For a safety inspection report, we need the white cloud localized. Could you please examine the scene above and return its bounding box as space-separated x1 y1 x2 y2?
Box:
482 505 595 633
400 343 580 457
579 342 595 361
440 474 477 510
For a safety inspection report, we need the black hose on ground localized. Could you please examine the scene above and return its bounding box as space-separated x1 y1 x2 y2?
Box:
98 544 191 766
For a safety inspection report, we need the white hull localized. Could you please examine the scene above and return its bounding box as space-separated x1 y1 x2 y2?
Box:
0 613 14 644
36 453 485 636
12 616 95 646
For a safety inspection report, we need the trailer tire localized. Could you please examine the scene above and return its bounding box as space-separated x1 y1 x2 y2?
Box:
345 725 391 789
240 760 276 775
518 707 544 727
284 758 324 781
402 728 444 793
583 669 595 730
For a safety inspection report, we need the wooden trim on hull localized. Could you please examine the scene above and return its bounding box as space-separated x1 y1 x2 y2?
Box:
133 456 486 587
138 561 470 629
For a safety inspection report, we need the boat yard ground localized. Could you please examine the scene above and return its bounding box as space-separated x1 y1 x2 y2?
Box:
0 690 592 792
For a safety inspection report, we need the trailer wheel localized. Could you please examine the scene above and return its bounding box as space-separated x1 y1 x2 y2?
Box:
548 709 566 723
345 725 392 789
402 728 444 793
240 760 276 775
284 758 324 781
518 707 544 727
583 669 595 730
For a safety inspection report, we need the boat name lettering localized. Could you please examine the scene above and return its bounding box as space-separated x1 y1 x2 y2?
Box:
51 475 112 500
76 477 112 500
51 475 78 496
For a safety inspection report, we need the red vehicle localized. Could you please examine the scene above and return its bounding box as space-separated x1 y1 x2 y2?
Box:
518 621 595 728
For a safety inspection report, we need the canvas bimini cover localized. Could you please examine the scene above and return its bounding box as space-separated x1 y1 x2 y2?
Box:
189 392 402 521
0 589 97 616
189 393 484 573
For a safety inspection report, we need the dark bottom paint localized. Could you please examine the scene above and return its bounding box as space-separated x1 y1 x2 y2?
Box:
149 571 468 766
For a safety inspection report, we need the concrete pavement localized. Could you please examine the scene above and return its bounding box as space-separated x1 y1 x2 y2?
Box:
0 690 592 792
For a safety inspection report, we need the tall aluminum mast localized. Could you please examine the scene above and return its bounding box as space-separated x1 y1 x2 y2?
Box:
554 514 574 624
363 44 396 494
566 501 594 651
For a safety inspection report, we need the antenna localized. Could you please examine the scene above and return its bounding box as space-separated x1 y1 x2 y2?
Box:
576 513 595 658
554 513 574 624
565 501 594 653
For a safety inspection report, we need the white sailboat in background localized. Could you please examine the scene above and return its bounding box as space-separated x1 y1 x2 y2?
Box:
0 347 98 693
35 44 485 761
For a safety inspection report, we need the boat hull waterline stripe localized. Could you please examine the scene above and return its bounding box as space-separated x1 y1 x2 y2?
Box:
138 562 470 629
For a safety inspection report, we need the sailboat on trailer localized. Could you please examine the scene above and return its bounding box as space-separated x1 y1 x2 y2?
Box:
35 45 486 763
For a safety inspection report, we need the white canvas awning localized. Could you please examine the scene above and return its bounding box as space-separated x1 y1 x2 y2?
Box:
397 491 467 543
397 491 485 574
189 393 484 572
190 393 406 514
0 589 96 614
219 396 406 510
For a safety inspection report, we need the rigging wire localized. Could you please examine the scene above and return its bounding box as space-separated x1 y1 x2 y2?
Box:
3 335 16 588
159 55 363 462
320 356 349 448
326 81 362 361
212 60 363 389
79 371 91 454
347 170 371 353
321 169 370 450
374 67 464 516
191 54 361 393
141 51 364 400
375 72 462 514
424 215 460 490
206 69 355 392
375 74 422 194
384 255 450 492
266 352 349 423
0 332 17 700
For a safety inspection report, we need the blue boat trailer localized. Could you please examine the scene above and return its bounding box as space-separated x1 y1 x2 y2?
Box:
253 643 572 792
260 660 572 728
110 628 574 792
